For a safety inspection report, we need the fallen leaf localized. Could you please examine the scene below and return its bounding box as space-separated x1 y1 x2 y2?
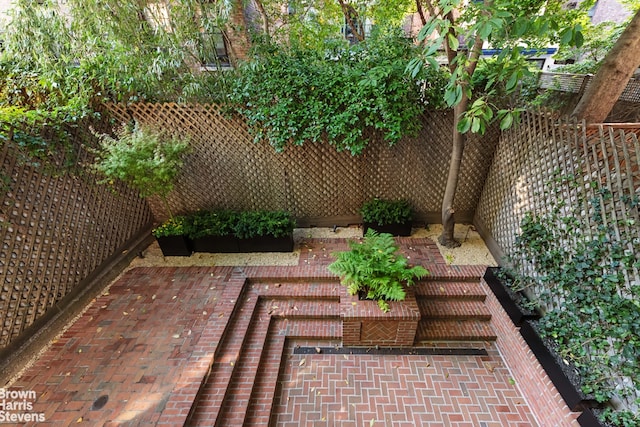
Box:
123 311 128 316
151 294 156 300
299 359 306 366
172 334 180 339
315 347 322 353
172 296 177 300
370 418 375 426
77 417 83 423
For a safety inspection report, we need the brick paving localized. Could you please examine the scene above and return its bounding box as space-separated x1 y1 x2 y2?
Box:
5 236 545 426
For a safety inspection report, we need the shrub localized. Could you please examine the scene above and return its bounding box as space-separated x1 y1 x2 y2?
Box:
233 210 296 239
185 210 238 239
360 198 413 226
152 215 189 238
328 230 428 312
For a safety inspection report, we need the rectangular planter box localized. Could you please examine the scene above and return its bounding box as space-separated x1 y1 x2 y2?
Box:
191 234 239 253
340 288 421 347
483 267 539 326
156 235 192 257
520 320 597 411
237 235 294 253
363 221 412 237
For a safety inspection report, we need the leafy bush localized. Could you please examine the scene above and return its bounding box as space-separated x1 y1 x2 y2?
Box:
152 215 189 238
229 28 445 155
185 210 238 239
233 210 296 239
328 230 428 312
93 123 189 218
360 198 413 226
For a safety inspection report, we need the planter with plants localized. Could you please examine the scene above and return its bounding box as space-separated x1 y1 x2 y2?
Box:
483 267 539 326
360 198 413 236
520 319 598 412
187 209 239 253
93 123 190 256
234 210 295 252
151 215 192 257
329 230 428 346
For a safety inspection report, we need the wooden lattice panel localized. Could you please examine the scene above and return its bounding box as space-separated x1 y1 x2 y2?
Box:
105 104 499 225
0 121 153 349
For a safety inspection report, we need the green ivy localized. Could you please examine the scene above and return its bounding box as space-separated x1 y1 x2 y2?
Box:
328 230 428 312
229 28 447 155
508 173 640 425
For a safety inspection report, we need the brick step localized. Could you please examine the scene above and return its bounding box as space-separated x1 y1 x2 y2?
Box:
416 319 497 342
417 299 492 320
414 280 486 301
186 294 261 426
213 304 273 427
266 299 341 319
251 280 342 300
245 319 342 426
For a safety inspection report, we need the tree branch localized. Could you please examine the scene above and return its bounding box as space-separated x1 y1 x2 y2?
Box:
337 0 365 42
416 0 427 26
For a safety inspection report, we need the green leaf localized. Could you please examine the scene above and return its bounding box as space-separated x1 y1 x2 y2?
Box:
505 71 519 92
457 116 471 133
500 112 514 130
447 33 459 51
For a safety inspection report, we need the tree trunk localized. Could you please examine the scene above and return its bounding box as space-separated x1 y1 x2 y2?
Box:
571 9 640 123
438 102 466 248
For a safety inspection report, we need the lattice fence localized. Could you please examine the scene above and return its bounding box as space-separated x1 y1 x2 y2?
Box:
478 112 640 262
105 103 501 225
476 111 640 410
0 119 153 349
539 72 640 104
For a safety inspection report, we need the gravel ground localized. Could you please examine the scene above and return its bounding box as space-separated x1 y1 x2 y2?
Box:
128 224 497 269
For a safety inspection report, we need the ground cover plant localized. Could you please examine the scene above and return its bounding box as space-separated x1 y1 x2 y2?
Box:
507 173 640 426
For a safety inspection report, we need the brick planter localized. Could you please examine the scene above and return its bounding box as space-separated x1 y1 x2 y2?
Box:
340 287 420 347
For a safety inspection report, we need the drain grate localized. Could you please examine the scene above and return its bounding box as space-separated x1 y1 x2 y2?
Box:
293 347 488 356
91 395 109 411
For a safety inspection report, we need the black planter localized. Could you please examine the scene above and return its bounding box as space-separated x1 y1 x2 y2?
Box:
483 267 539 326
363 221 412 237
191 234 239 253
156 235 192 257
237 235 294 252
520 320 597 411
577 408 609 427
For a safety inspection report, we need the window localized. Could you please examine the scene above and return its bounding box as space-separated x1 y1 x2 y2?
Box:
200 29 230 69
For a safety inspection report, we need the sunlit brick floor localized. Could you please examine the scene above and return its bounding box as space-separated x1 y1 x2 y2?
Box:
6 237 540 426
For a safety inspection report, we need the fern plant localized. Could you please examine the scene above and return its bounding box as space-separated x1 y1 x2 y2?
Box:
328 230 428 312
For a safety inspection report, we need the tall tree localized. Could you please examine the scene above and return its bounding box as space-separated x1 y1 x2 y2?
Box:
571 9 640 123
408 0 586 247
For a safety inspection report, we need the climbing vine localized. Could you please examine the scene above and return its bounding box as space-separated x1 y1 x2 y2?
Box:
229 28 447 155
508 172 640 426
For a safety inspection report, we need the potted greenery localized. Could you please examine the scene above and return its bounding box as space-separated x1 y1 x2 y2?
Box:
186 209 239 253
151 215 192 256
234 210 295 252
360 198 413 236
328 230 428 312
93 122 190 256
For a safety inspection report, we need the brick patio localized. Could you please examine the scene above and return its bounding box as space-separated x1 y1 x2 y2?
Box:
4 236 581 426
